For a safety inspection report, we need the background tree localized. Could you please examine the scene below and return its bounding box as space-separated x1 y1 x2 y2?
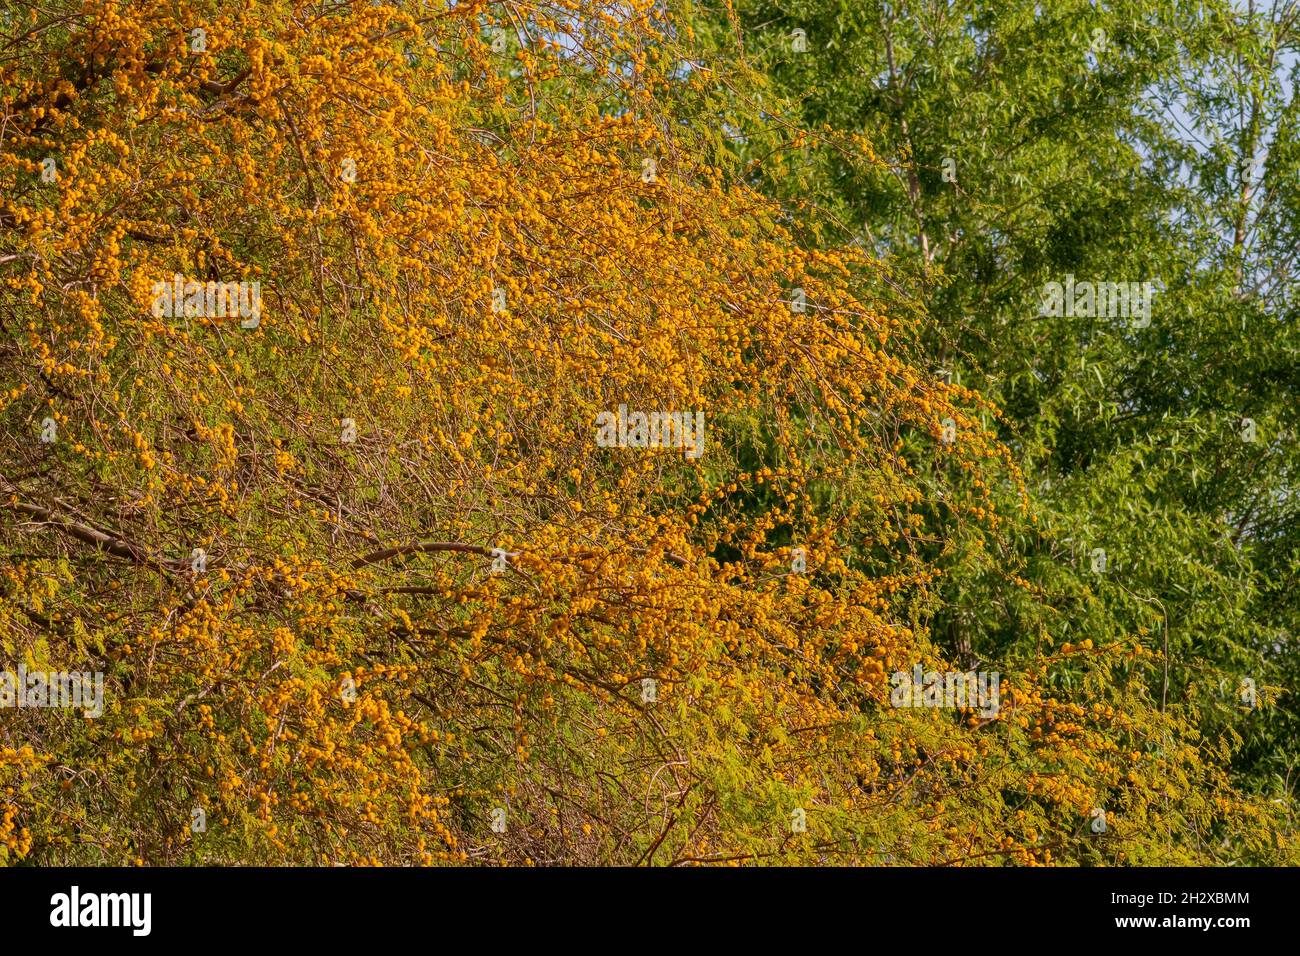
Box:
684 0 1300 854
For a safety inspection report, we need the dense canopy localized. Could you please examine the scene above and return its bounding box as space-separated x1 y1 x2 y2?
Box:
0 0 1294 865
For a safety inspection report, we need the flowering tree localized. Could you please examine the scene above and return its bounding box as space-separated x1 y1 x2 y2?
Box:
0 1 1289 864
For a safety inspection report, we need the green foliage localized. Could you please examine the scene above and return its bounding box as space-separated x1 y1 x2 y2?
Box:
689 0 1300 822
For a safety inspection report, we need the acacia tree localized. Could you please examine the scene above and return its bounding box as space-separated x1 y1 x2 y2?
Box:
0 0 1290 864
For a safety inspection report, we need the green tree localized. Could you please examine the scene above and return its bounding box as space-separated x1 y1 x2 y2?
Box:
689 0 1300 836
